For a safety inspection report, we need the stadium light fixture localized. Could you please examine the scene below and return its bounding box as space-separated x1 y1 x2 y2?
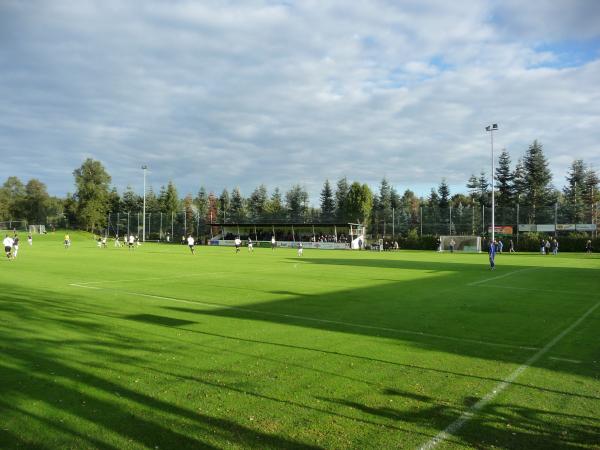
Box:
485 124 498 242
142 165 148 242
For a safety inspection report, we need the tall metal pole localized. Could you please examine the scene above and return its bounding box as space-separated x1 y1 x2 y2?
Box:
420 206 423 237
486 124 498 242
142 165 147 242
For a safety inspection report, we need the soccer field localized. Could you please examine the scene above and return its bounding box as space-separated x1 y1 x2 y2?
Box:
1 232 599 449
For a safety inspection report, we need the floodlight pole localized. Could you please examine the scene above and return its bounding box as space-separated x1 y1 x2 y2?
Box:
485 124 498 242
142 165 147 242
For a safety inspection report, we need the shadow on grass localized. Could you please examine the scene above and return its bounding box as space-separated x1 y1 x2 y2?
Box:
319 389 600 449
0 287 322 450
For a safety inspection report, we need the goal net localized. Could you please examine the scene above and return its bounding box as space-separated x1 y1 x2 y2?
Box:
29 225 46 234
440 235 481 253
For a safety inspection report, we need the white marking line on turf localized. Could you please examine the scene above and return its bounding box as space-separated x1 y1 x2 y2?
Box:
68 284 539 352
71 272 230 286
481 284 600 298
418 299 600 450
467 267 538 286
548 356 582 364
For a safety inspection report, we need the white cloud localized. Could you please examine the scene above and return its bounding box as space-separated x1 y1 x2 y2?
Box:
0 0 599 202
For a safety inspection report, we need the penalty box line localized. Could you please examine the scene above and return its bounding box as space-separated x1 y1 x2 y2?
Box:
417 299 600 450
68 283 539 352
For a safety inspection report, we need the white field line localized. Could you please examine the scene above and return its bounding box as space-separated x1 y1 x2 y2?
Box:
467 267 539 286
418 299 600 450
548 356 582 364
68 283 539 351
481 284 600 298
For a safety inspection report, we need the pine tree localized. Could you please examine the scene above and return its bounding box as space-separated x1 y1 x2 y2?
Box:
159 181 180 216
230 187 246 222
285 185 309 221
266 187 283 220
512 158 527 202
563 160 587 223
478 171 490 206
335 177 349 222
248 184 268 221
466 174 479 199
319 180 335 221
522 140 553 222
218 189 230 222
437 179 450 210
495 149 514 207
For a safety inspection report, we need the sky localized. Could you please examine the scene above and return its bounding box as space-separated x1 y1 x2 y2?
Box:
1 0 600 203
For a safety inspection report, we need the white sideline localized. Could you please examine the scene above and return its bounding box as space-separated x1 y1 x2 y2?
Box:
467 267 538 286
68 283 539 351
417 299 600 450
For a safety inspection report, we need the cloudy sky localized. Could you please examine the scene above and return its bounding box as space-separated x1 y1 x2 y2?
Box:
1 0 599 202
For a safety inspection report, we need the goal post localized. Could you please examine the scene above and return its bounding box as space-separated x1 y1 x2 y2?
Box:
440 235 481 253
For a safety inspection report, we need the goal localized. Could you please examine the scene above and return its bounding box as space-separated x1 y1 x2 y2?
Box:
440 235 481 253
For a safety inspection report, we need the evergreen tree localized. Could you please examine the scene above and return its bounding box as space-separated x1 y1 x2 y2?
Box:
218 189 230 222
122 186 140 212
583 167 600 224
285 185 309 221
477 171 490 206
159 181 180 217
73 159 112 231
335 177 350 221
145 186 160 213
495 149 514 207
522 140 553 221
182 194 195 234
107 187 121 214
512 158 527 202
437 179 450 209
466 174 479 200
248 184 268 221
319 180 335 221
563 160 586 223
230 187 247 222
265 187 283 220
194 187 209 222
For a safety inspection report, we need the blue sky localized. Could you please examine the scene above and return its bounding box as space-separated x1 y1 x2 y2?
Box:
1 0 599 203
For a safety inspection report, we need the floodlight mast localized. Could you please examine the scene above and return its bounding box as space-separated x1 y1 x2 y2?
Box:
142 165 148 242
485 124 498 243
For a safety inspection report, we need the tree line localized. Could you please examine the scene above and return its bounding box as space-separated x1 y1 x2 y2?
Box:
1 140 598 233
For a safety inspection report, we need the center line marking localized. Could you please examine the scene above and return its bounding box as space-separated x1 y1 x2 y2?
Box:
417 299 600 450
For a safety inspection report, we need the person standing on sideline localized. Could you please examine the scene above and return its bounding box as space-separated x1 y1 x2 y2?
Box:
128 234 135 250
27 233 33 246
247 237 254 252
449 238 456 253
509 239 515 253
4 234 14 260
586 240 593 254
297 241 303 256
187 235 195 254
234 236 241 253
64 233 70 249
552 238 559 255
271 235 276 251
489 239 496 270
114 235 122 247
498 239 504 253
436 236 442 252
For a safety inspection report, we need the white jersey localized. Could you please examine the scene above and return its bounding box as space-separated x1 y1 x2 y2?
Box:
128 235 135 244
187 236 195 246
234 238 241 246
3 237 14 247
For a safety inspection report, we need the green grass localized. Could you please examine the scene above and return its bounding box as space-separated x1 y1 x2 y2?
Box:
1 231 599 449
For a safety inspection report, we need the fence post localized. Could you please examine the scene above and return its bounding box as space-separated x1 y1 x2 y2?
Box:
171 212 174 240
420 206 423 237
127 212 130 237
